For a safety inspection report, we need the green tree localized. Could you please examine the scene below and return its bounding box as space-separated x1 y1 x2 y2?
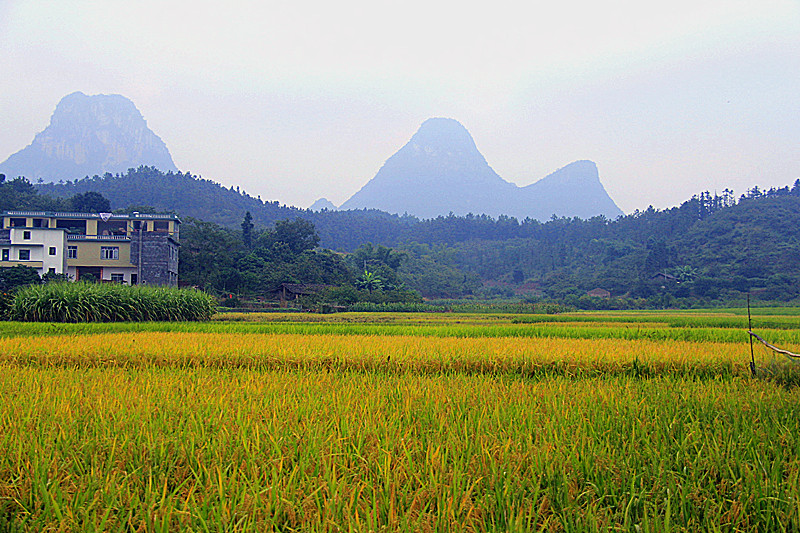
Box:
355 270 383 294
178 218 244 291
0 266 41 291
674 265 698 283
69 191 111 212
241 211 254 249
257 218 320 256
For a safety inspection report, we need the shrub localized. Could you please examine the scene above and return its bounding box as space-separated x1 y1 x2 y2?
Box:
10 282 216 322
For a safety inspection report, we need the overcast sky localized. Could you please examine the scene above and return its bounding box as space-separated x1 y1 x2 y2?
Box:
1 0 798 213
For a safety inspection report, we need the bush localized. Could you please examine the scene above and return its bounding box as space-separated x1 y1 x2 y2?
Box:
0 265 41 292
10 282 216 322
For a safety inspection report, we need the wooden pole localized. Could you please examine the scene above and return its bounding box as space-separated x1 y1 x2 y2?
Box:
748 294 756 376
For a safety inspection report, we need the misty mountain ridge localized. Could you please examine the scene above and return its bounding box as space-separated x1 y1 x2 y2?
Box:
0 92 177 182
6 92 621 221
309 198 338 211
340 118 622 220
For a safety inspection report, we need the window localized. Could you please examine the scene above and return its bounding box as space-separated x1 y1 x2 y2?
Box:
22 231 31 240
110 273 125 283
130 274 138 285
47 268 55 275
49 247 56 256
100 246 119 260
18 249 30 261
67 246 77 259
1 249 8 261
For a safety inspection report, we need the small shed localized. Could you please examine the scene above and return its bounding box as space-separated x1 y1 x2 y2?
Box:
271 283 328 307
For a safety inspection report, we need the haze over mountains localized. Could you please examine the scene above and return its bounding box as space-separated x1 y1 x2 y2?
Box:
338 118 622 220
0 92 176 182
3 94 622 221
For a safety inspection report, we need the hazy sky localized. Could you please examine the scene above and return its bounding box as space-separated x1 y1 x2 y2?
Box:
1 0 798 214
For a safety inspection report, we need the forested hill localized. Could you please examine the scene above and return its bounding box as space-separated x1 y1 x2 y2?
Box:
36 167 305 228
30 166 800 303
35 166 414 248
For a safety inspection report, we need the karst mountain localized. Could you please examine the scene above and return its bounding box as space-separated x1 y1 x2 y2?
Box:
0 92 177 182
339 118 622 220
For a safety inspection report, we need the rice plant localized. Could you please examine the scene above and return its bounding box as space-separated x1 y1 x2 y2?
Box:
0 367 798 531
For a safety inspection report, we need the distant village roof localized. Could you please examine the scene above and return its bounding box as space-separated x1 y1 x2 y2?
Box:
650 272 677 281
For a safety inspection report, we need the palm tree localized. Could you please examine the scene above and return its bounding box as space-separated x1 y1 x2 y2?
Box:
674 265 698 283
355 270 383 294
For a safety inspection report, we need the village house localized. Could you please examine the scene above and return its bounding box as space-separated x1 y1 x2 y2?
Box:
0 210 180 285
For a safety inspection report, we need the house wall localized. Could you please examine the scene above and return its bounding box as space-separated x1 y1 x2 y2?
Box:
130 233 179 286
0 228 68 275
67 240 133 268
66 266 139 283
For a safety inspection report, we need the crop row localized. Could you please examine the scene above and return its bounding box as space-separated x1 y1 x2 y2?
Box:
3 319 800 347
512 313 800 330
1 332 789 380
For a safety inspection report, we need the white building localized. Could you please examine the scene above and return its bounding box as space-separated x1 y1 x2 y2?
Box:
0 226 69 276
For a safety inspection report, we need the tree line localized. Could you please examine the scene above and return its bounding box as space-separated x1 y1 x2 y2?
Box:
7 167 800 306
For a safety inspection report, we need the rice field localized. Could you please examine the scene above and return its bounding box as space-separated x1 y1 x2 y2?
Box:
1 310 799 531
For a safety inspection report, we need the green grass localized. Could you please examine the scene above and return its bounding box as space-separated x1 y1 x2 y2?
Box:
3 317 800 345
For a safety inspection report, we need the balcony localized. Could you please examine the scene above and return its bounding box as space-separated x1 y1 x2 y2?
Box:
0 260 44 268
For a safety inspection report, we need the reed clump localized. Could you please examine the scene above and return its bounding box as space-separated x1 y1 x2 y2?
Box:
9 282 215 322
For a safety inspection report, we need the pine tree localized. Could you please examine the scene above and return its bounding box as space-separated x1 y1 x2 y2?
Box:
241 211 254 249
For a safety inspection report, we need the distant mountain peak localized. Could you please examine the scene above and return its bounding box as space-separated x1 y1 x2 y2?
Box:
400 118 492 176
0 92 177 182
408 118 480 154
340 119 622 220
309 198 338 211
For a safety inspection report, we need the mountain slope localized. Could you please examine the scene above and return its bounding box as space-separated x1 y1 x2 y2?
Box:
340 118 622 220
521 160 624 221
0 92 177 181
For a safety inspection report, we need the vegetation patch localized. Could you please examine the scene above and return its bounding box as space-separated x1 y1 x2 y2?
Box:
10 282 215 322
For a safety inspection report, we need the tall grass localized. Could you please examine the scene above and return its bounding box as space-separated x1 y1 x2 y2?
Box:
10 282 216 322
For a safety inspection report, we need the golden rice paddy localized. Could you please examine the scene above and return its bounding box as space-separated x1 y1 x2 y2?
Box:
1 311 798 532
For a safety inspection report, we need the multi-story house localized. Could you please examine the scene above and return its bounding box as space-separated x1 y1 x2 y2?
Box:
0 211 180 285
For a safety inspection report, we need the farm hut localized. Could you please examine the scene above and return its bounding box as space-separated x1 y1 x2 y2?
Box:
271 283 328 307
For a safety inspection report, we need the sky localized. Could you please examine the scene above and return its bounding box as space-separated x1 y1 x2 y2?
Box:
1 0 798 214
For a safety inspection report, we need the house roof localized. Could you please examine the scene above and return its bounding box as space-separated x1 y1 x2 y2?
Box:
2 210 180 222
276 283 329 295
